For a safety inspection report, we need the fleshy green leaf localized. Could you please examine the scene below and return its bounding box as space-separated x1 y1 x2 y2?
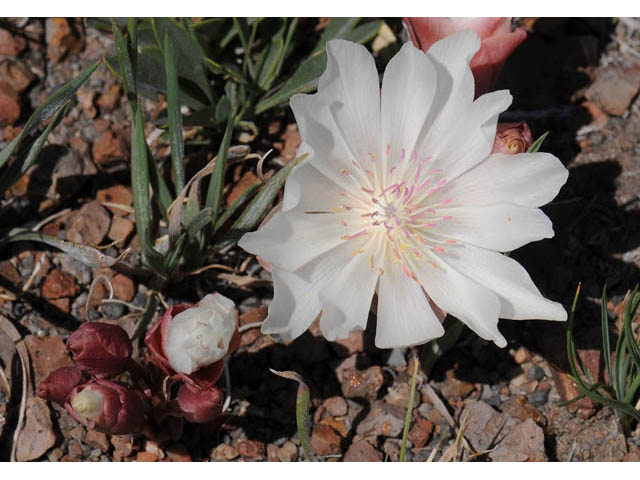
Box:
0 61 99 169
131 100 167 279
270 370 313 461
0 104 68 193
214 153 307 250
163 31 185 194
527 131 549 153
255 18 382 114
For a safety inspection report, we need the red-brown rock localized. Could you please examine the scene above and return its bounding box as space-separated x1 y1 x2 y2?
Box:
310 424 341 456
343 439 382 462
97 85 121 111
0 60 34 93
236 439 265 460
0 28 26 56
92 130 129 165
66 200 111 246
41 270 79 300
408 417 434 448
0 81 20 127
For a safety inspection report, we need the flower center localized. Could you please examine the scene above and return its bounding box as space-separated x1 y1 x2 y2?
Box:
336 145 458 279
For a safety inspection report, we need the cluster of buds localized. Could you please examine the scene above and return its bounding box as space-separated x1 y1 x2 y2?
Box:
145 293 239 424
37 322 146 434
38 292 239 435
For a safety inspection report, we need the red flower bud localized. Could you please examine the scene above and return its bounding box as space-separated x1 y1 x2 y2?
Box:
145 294 240 389
67 322 133 378
491 121 533 155
404 17 527 96
37 366 83 405
65 379 146 434
177 383 224 424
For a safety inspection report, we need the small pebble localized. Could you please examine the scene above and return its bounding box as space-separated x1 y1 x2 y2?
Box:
102 302 125 318
528 366 545 381
527 390 548 406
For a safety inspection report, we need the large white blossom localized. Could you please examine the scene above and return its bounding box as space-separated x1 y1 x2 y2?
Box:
239 31 568 349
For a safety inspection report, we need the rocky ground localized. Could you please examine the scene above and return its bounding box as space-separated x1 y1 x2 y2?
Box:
1 17 640 462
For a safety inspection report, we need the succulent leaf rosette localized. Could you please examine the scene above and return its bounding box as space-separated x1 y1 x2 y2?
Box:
239 32 569 349
145 293 240 388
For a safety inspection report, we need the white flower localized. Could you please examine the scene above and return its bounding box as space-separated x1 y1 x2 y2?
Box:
165 293 237 374
239 31 568 349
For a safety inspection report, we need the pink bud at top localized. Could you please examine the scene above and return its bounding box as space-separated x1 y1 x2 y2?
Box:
177 383 224 424
67 322 133 378
37 366 83 406
145 293 240 389
65 379 146 435
491 121 534 155
404 17 527 96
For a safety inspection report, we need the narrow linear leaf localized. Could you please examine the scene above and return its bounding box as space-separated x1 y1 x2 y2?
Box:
112 19 136 104
131 101 166 278
215 153 307 250
0 61 99 169
527 131 549 153
147 145 173 218
601 286 614 391
399 358 419 462
213 181 261 235
131 293 159 341
205 100 234 231
270 369 313 461
2 231 124 270
0 104 68 193
163 31 185 194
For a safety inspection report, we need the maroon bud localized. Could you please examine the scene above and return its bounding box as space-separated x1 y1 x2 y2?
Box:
65 379 146 434
491 121 534 155
67 322 133 377
37 366 83 405
177 383 223 424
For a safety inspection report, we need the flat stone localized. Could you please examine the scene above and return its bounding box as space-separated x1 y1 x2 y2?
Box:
356 400 405 438
0 81 20 127
92 130 129 165
310 424 341 456
236 439 265 460
24 335 74 387
586 65 640 116
15 397 56 461
41 270 79 299
408 417 433 448
0 28 26 56
489 418 546 462
323 396 348 417
97 85 121 111
211 443 239 461
85 430 110 452
0 59 34 93
97 185 133 216
343 439 382 462
341 365 383 400
277 441 298 462
66 200 111 246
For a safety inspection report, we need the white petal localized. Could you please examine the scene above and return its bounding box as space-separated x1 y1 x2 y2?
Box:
380 41 437 181
295 235 381 340
291 95 373 194
317 39 382 161
433 90 512 180
238 210 351 272
440 244 567 321
412 31 479 158
262 268 321 342
435 203 554 252
441 152 569 208
282 161 359 214
375 258 444 349
413 254 505 347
